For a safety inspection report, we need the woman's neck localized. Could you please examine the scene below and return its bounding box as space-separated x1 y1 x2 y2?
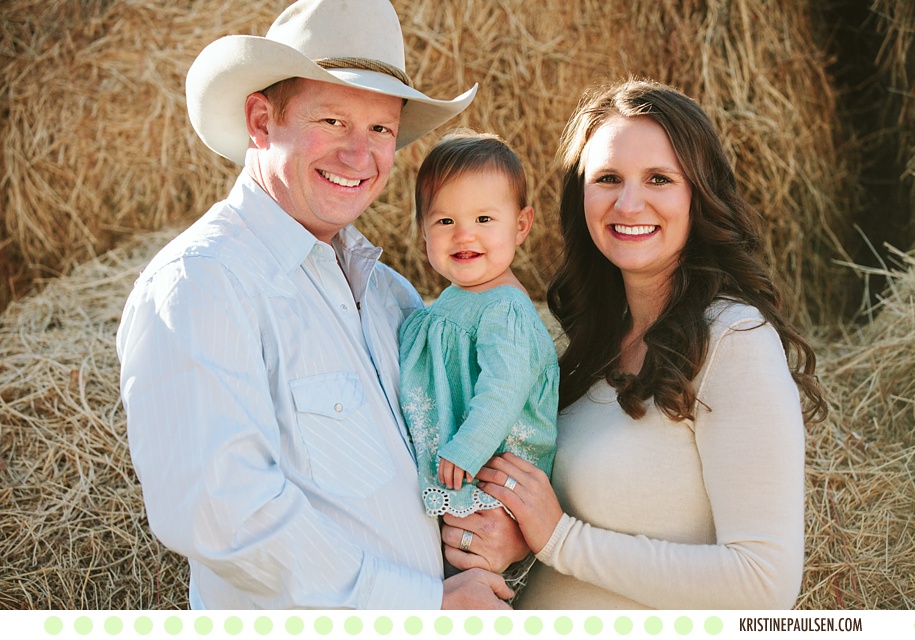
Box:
624 277 669 334
618 276 670 374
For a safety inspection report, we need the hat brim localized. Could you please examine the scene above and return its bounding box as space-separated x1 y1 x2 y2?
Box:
186 35 477 164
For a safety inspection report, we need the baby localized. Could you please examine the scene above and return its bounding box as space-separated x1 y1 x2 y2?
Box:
399 130 558 527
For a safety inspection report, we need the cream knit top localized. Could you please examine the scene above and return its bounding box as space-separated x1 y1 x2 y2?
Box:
515 300 806 610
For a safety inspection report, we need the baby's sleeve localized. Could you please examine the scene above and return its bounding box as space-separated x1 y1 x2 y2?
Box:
436 298 546 476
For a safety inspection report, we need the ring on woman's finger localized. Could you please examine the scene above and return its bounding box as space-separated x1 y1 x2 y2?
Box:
504 476 518 491
459 529 473 552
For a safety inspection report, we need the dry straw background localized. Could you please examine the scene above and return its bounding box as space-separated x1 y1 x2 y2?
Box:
1 0 913 610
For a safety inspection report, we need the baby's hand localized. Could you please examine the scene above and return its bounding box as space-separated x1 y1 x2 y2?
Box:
439 457 473 490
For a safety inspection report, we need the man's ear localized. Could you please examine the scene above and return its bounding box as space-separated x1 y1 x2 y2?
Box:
245 92 272 149
516 206 535 245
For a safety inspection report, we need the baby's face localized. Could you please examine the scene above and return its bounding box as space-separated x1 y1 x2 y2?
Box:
422 171 532 292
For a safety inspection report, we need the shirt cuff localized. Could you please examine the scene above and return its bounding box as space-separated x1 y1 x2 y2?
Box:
361 555 444 609
534 512 573 565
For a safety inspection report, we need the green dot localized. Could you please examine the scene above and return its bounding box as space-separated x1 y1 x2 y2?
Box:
135 616 154 635
464 616 483 635
104 616 124 635
704 617 723 635
584 616 603 635
524 617 543 634
675 616 693 635
44 617 64 635
286 617 305 635
164 616 183 635
614 616 633 635
434 617 453 634
554 616 573 635
494 616 513 635
195 616 213 635
404 616 423 635
314 617 333 635
74 617 93 635
225 616 244 636
374 617 393 635
255 616 273 635
644 616 663 635
344 617 362 635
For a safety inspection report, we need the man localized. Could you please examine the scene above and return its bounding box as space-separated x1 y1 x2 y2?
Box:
117 0 521 609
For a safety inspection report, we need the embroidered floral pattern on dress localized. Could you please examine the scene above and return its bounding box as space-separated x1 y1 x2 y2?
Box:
503 421 538 463
402 387 440 465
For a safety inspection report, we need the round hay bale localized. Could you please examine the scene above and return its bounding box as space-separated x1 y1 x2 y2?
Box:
0 230 188 608
2 0 861 324
872 0 914 211
799 247 915 608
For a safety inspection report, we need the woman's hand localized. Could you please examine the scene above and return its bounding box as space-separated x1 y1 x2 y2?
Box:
441 507 529 573
476 453 564 554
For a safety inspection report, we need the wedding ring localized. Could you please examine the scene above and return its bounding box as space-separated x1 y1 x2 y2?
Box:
459 529 473 552
504 476 518 491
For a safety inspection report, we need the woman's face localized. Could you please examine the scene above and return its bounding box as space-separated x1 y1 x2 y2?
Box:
581 115 692 289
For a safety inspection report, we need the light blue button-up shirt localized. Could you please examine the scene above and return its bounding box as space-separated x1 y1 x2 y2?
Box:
117 172 443 609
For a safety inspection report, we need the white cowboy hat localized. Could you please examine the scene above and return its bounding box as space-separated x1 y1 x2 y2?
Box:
186 0 478 164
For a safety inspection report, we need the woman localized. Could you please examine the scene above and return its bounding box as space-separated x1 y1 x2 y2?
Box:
474 79 826 609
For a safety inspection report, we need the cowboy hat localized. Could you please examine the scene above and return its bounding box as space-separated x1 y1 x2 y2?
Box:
186 0 478 164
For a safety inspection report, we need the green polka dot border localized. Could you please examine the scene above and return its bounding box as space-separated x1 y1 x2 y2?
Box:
27 612 908 639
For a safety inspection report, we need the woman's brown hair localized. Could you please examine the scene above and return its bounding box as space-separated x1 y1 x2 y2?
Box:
546 78 825 422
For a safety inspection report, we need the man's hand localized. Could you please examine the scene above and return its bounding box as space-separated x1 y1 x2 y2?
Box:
441 507 529 573
441 568 513 609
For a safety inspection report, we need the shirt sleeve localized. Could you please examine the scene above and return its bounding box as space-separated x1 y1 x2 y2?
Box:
536 319 806 610
117 257 442 610
438 298 547 476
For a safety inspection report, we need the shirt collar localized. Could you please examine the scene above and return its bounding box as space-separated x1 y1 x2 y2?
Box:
227 172 383 285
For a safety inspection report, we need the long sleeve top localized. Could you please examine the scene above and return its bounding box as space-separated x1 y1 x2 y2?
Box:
399 285 558 516
516 300 806 610
117 172 443 609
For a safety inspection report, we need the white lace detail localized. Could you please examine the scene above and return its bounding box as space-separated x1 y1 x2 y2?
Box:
422 485 504 517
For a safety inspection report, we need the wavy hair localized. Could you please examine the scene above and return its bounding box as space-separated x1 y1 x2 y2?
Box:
546 79 825 422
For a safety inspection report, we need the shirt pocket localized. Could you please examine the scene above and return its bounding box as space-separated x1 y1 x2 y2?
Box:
289 372 395 499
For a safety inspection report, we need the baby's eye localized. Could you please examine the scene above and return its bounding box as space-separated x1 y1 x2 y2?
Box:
476 215 492 223
323 118 342 126
437 217 454 225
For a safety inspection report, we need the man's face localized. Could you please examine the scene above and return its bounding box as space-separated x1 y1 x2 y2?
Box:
254 79 402 243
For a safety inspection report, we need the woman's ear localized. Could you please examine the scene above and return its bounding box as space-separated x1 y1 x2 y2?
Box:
516 206 535 245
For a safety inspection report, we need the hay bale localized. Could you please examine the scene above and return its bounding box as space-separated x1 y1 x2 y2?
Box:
873 0 914 202
0 0 255 314
0 230 188 609
799 246 915 609
2 0 857 324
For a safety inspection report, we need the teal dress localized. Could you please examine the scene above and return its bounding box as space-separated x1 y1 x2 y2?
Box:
399 285 559 517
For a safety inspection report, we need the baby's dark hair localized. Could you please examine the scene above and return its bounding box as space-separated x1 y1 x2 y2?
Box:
414 129 527 226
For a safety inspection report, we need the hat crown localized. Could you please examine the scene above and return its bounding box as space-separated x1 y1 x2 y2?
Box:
267 0 407 73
